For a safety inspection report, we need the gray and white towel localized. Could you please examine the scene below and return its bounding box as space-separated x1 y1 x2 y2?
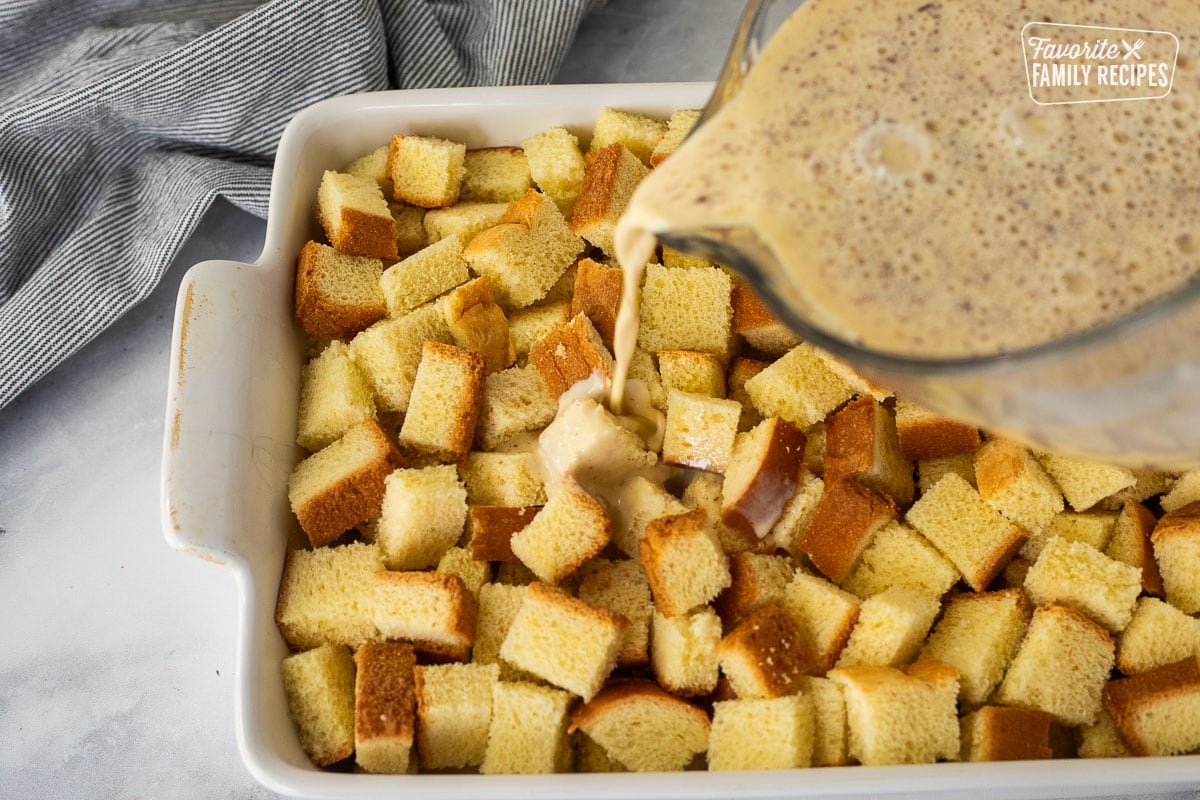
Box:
0 0 604 410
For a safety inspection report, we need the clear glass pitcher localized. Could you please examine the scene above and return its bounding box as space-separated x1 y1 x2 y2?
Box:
653 0 1200 469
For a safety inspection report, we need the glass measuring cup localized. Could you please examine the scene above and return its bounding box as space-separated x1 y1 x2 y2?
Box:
655 0 1200 469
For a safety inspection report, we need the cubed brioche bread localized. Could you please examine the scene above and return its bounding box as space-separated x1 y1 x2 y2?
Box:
443 275 516 374
904 472 1026 591
919 589 1030 707
343 144 392 195
398 341 484 462
799 478 897 585
387 133 466 208
349 300 453 413
629 346 669 410
743 343 862 430
607 473 688 559
893 399 981 461
589 107 667 165
639 509 732 617
1036 452 1135 512
637 264 733 359
717 604 814 699
294 240 386 339
390 202 427 256
681 471 762 555
650 607 723 696
1022 536 1142 633
570 257 623 348
353 642 417 774
459 450 546 507
574 731 629 773
1078 708 1134 758
296 340 376 452
380 234 470 318
1151 501 1200 613
471 583 526 674
649 108 700 166
474 364 558 451
715 552 795 628
275 542 385 650
569 679 710 772
994 604 1115 726
371 571 476 659
917 452 977 492
661 245 712 270
500 582 625 700
728 357 770 431
521 126 587 216
377 464 467 570
316 170 398 259
1103 657 1200 757
423 201 508 245
1159 469 1200 513
461 146 532 202
436 546 492 599
463 189 585 309
413 661 500 770
577 558 654 668
708 694 815 771
281 644 356 767
467 505 537 563
530 312 615 398
828 660 960 766
1105 499 1164 596
481 680 573 774
1117 597 1200 675
662 389 742 474
780 570 862 674
974 437 1064 533
842 521 959 600
823 397 914 507
834 586 941 669
720 416 806 542
510 480 611 585
658 349 727 397
796 676 850 766
288 419 401 548
507 301 571 363
1023 510 1117 561
570 143 649 257
730 281 801 357
768 470 825 558
960 706 1053 762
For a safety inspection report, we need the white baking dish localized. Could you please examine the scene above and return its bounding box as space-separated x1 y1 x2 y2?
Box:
160 83 1200 799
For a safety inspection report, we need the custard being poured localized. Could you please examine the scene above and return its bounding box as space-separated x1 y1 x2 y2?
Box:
616 0 1200 365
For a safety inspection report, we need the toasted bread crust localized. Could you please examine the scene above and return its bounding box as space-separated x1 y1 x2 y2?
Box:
568 677 710 734
374 570 477 651
964 706 1053 761
328 205 399 260
295 240 386 339
444 275 516 374
569 144 624 232
717 604 814 698
895 403 981 461
1115 499 1164 596
570 257 623 348
354 642 417 746
468 506 540 562
721 417 807 542
799 478 897 584
529 312 613 398
1103 656 1200 756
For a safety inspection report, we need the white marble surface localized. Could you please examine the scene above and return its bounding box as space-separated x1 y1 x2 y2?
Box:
0 1 1196 798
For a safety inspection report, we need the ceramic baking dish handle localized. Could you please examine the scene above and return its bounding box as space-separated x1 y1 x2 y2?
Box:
160 258 299 567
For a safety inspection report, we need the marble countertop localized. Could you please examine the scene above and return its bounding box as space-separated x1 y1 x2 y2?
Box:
0 1 1194 798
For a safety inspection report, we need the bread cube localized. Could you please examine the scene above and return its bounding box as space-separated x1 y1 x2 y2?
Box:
316 170 398 259
459 451 545 507
461 146 532 202
730 281 801 357
828 660 960 765
1117 597 1200 675
423 200 508 245
389 202 427 256
500 582 625 700
589 107 667 165
463 189 585 308
717 604 813 698
569 679 710 772
577 558 654 668
538 394 655 495
1024 510 1118 560
287 419 401 548
681 471 762 554
474 365 557 451
466 506 537 563
715 552 795 628
824 397 914 506
835 586 941 668
294 240 386 339
413 661 500 770
894 398 981 460
708 695 814 770
720 416 806 542
662 389 742 474
960 706 1053 762
521 126 587 216
353 642 417 774
1036 452 1135 511
994 604 1115 726
637 264 733 358
349 300 453 413
974 437 1064 533
768 470 825 558
569 257 623 347
905 472 1026 591
799 478 897 584
1160 468 1200 512
472 583 527 675
1077 708 1134 758
842 521 958 600
917 451 977 492
657 349 727 397
608 474 687 558
387 133 466 208
919 589 1030 707
281 644 356 767
296 340 376 452
529 312 615 398
343 144 392 196
1151 501 1200 613
649 108 700 166
443 275 515 374
650 607 723 696
507 301 571 363
510 481 610 585
377 464 467 570
1023 537 1142 632
399 341 484 461
797 676 850 765
380 234 470 317
481 680 572 774
436 546 491 599
275 542 386 650
1103 656 1200 756
639 509 732 617
1105 499 1164 596
780 570 862 674
371 571 476 660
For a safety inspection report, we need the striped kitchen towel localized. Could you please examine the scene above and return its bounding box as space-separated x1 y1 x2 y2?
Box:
0 0 604 410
